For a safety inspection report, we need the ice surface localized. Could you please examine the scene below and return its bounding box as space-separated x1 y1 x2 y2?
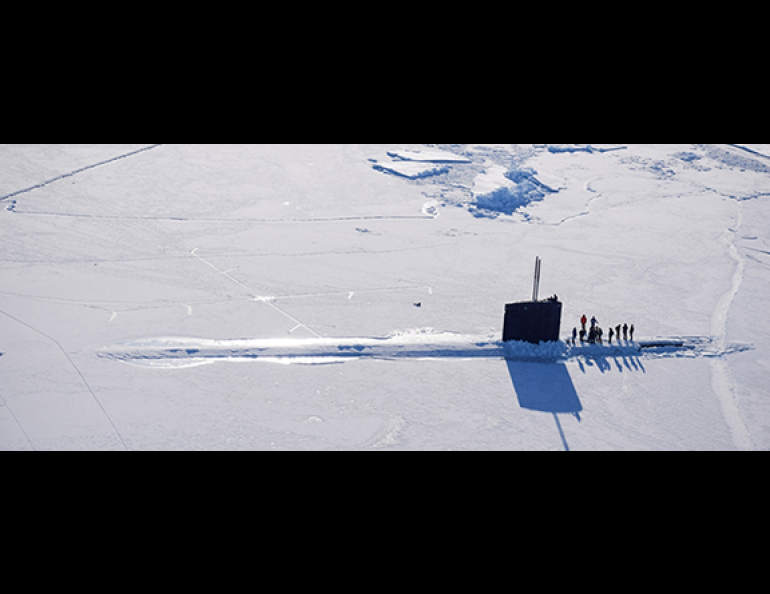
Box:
386 150 472 163
728 144 770 159
1 143 769 450
98 333 748 369
372 161 451 180
370 147 470 180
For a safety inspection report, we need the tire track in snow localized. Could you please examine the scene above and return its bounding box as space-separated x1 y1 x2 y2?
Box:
710 203 755 451
189 248 321 338
0 144 163 204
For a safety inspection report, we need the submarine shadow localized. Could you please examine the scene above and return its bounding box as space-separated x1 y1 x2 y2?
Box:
507 360 583 451
507 360 583 416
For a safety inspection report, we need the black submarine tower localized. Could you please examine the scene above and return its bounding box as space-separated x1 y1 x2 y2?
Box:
502 257 563 344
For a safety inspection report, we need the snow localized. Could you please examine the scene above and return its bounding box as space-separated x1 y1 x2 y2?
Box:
370 148 471 180
97 333 748 369
385 149 472 163
729 144 770 159
473 163 517 197
372 161 451 180
1 143 769 450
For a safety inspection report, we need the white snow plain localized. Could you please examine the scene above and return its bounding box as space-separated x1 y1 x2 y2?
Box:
1 143 769 451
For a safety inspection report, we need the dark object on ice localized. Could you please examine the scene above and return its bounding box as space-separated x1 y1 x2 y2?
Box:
503 300 563 344
630 325 635 341
414 303 422 308
503 257 562 344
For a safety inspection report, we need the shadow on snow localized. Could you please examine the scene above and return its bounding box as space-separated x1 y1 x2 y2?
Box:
507 360 583 452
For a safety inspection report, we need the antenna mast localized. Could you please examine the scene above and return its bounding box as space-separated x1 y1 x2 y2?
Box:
503 255 562 344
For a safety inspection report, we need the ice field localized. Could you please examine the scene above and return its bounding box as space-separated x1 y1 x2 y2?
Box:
1 143 769 450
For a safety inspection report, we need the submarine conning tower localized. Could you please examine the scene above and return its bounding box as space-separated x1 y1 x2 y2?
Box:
503 257 563 344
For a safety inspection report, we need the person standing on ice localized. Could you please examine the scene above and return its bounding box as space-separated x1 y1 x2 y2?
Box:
581 315 588 331
572 327 578 345
623 324 629 341
591 316 598 330
609 327 615 345
616 324 622 341
630 325 635 342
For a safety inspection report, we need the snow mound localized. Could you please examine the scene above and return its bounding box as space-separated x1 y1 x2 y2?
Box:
373 161 450 180
371 148 471 180
422 200 439 217
98 332 503 368
728 144 770 159
470 164 556 218
386 150 472 164
542 144 627 154
97 334 749 368
385 327 442 338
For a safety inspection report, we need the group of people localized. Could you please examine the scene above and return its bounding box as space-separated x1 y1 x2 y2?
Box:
570 315 635 346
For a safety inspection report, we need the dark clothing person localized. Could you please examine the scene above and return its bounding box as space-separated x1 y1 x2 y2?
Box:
630 325 635 341
616 325 622 341
623 324 629 341
591 316 598 329
609 328 614 345
579 329 587 343
572 328 578 345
